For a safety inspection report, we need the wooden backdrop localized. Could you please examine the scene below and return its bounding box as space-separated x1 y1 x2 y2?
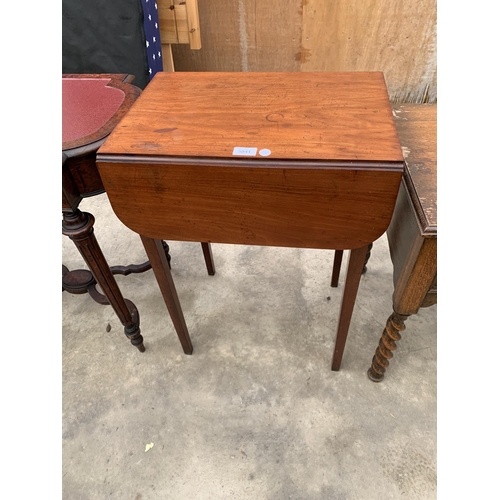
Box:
170 0 436 103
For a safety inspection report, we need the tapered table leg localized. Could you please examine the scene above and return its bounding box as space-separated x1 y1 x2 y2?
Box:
331 250 344 287
62 209 144 352
330 243 373 288
201 242 216 276
141 235 193 354
331 244 370 371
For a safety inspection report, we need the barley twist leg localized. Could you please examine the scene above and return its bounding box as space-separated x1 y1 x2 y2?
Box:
367 312 408 382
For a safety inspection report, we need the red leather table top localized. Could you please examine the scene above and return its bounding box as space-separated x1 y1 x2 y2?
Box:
62 78 125 144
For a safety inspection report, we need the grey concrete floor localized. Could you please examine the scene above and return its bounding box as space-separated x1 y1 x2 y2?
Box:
62 192 437 500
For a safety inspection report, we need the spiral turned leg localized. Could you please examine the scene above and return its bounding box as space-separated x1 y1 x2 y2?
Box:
367 312 408 382
362 242 373 274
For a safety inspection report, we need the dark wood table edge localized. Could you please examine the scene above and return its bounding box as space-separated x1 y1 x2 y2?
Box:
402 167 437 237
96 154 404 172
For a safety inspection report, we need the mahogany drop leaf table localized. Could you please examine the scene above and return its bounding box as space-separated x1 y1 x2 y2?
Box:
97 71 404 370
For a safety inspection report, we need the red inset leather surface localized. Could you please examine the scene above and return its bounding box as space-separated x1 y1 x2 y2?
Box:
62 78 125 144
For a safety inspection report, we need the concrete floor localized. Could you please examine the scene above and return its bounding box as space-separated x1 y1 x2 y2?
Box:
62 192 437 500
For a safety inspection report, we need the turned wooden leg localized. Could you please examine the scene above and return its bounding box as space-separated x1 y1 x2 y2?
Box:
331 244 369 371
141 235 193 354
201 242 216 276
62 209 144 352
367 311 408 382
331 250 343 287
362 242 373 274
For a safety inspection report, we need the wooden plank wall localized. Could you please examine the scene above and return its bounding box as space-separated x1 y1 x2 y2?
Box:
171 0 436 103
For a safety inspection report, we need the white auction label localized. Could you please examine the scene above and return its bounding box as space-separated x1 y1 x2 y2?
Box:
259 149 271 156
232 147 257 156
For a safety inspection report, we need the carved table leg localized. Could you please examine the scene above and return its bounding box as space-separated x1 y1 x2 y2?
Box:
331 244 370 371
141 235 193 354
362 242 373 274
62 209 144 352
367 311 408 382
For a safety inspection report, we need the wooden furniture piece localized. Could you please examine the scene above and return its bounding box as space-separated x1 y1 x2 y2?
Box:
63 74 145 351
62 73 215 352
367 103 437 382
330 243 373 287
97 71 404 370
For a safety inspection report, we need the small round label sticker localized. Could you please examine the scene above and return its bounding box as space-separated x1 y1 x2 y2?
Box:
259 149 271 157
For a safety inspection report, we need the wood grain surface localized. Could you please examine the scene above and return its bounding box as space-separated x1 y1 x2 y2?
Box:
392 103 436 233
301 0 436 103
95 159 403 248
98 71 403 248
170 0 303 72
96 70 406 369
168 0 436 103
98 71 403 162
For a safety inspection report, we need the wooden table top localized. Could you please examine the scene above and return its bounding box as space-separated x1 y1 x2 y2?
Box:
99 71 403 164
97 72 404 249
392 103 437 235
